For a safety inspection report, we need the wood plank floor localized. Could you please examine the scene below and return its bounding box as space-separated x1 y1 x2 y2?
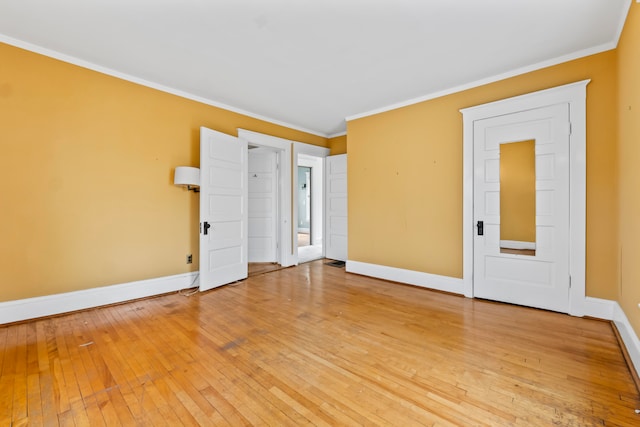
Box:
1 260 639 426
248 263 286 277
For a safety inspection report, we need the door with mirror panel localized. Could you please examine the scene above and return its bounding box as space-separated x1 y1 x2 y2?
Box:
473 104 570 313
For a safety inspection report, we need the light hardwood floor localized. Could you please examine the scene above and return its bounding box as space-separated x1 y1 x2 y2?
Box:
248 262 285 277
1 260 639 426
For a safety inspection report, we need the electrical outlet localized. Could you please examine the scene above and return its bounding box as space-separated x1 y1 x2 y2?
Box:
186 254 193 264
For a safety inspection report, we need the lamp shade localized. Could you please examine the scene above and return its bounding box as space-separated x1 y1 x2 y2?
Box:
174 166 200 187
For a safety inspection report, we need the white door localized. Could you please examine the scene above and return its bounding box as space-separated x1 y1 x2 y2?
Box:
248 149 278 263
325 154 348 261
473 104 570 312
199 127 248 291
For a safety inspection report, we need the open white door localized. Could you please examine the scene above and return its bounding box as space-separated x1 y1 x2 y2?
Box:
325 154 348 261
248 149 278 263
200 127 248 291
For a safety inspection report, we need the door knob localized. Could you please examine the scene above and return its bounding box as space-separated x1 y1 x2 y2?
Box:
203 221 211 235
477 221 484 236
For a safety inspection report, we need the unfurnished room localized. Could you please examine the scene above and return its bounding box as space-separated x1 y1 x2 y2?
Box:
2 0 640 425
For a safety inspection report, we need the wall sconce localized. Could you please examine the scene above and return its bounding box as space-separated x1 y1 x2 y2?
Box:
174 166 200 193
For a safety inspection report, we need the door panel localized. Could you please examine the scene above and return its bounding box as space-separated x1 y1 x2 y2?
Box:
248 149 277 263
325 154 348 261
199 127 248 291
473 104 570 312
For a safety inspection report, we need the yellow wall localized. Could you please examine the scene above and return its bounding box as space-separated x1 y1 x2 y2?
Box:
348 50 618 298
329 134 347 155
618 2 640 336
0 42 327 302
500 140 536 244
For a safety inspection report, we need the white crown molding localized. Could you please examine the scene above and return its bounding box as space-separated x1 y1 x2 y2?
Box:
327 131 347 138
345 43 615 123
0 34 329 139
0 272 198 325
618 1 634 46
346 260 464 295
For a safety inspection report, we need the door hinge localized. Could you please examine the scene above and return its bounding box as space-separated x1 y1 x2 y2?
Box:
569 275 572 288
567 122 572 136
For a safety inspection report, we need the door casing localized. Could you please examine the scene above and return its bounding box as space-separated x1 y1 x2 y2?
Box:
461 80 589 316
238 129 329 266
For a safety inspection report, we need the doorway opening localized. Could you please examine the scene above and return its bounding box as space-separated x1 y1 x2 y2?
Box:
247 145 283 276
297 154 324 263
297 166 311 246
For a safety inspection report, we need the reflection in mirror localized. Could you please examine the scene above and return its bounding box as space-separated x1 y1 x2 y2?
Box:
500 140 536 256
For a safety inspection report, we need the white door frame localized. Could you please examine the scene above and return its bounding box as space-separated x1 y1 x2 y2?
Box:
298 154 324 246
460 80 589 316
237 129 329 266
293 143 330 260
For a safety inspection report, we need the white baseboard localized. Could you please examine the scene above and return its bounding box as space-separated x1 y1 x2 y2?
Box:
0 272 199 325
345 260 464 295
548 296 640 379
613 302 640 378
583 296 616 320
340 268 640 379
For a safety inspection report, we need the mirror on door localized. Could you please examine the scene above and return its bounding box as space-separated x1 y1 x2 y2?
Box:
500 140 536 256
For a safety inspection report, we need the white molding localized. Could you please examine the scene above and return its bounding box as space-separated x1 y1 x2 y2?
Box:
583 297 616 320
0 272 198 325
328 130 347 138
346 260 464 295
237 129 329 267
460 80 589 315
298 155 326 248
499 240 536 250
238 129 296 150
459 80 590 117
346 44 613 123
613 302 640 379
536 296 640 379
0 34 328 138
238 129 294 267
294 142 330 158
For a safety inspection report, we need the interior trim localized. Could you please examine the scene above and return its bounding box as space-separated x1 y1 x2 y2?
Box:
346 44 614 123
0 34 328 138
0 272 198 325
460 80 589 317
613 302 640 380
2 267 637 383
346 260 464 295
583 296 640 381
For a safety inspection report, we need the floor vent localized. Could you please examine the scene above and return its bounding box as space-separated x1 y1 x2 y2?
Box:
325 260 345 268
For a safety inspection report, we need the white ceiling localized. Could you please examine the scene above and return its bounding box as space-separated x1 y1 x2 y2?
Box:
0 0 631 137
